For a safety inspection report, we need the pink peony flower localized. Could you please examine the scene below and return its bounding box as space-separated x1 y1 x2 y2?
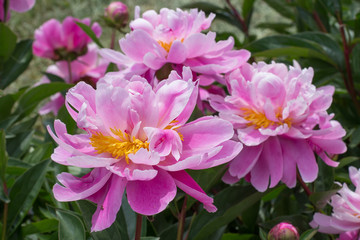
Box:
48 67 242 231
0 0 35 22
99 7 250 83
310 167 360 239
33 16 102 61
38 44 109 115
268 222 299 240
210 61 347 191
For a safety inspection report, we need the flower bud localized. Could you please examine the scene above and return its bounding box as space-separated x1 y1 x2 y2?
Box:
268 222 299 240
104 1 129 30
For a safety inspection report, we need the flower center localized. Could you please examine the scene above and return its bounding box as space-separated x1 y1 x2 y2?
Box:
158 39 184 53
90 128 149 164
241 108 292 129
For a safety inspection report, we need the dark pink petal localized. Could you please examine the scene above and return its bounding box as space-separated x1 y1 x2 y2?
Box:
278 137 298 188
126 169 177 215
263 137 283 188
228 144 263 179
170 170 217 212
90 175 127 232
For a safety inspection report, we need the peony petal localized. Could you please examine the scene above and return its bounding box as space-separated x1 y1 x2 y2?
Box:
170 170 217 212
126 169 177 215
53 168 112 201
90 175 127 232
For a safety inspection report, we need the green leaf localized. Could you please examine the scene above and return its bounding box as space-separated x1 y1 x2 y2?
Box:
351 43 360 81
15 82 72 117
22 142 53 164
309 187 340 209
43 72 65 83
259 228 267 240
299 228 318 240
251 46 329 63
242 0 255 20
75 22 104 48
263 0 295 20
0 129 8 182
0 23 17 65
182 2 224 13
222 233 257 240
57 209 86 240
0 40 33 89
57 105 77 134
77 200 130 240
140 237 160 240
7 159 50 236
0 94 16 121
262 185 286 202
22 219 58 236
6 157 32 175
188 186 264 240
256 23 293 34
338 156 360 168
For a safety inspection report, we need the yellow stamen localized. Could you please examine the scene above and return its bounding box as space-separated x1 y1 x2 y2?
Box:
241 108 292 129
90 128 149 164
158 39 184 53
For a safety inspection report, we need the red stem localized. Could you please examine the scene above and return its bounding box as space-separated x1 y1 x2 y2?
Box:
176 196 188 240
312 11 327 33
296 172 312 196
225 0 249 38
336 13 360 116
135 214 143 240
110 29 116 50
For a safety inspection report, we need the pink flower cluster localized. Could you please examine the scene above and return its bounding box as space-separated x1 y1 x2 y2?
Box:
33 16 101 61
310 167 360 239
38 4 347 233
210 61 346 191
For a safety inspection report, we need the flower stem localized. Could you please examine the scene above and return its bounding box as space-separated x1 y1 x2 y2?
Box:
135 213 143 240
225 0 249 38
312 11 327 33
110 29 116 50
296 172 312 196
336 12 360 116
176 195 188 240
67 59 73 84
1 182 8 240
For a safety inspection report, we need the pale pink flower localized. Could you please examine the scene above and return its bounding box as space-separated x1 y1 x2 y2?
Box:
39 44 109 115
49 67 242 231
210 61 347 191
33 16 101 61
268 222 299 240
0 0 35 22
99 7 250 83
310 167 360 239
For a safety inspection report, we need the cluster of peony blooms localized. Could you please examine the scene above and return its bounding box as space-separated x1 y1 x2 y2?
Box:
33 3 349 233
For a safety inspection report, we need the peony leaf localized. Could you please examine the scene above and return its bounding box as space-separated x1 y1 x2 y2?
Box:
57 209 86 240
6 159 50 237
75 22 104 48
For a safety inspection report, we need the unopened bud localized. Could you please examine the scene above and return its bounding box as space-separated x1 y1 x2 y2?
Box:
268 222 299 240
104 1 129 30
